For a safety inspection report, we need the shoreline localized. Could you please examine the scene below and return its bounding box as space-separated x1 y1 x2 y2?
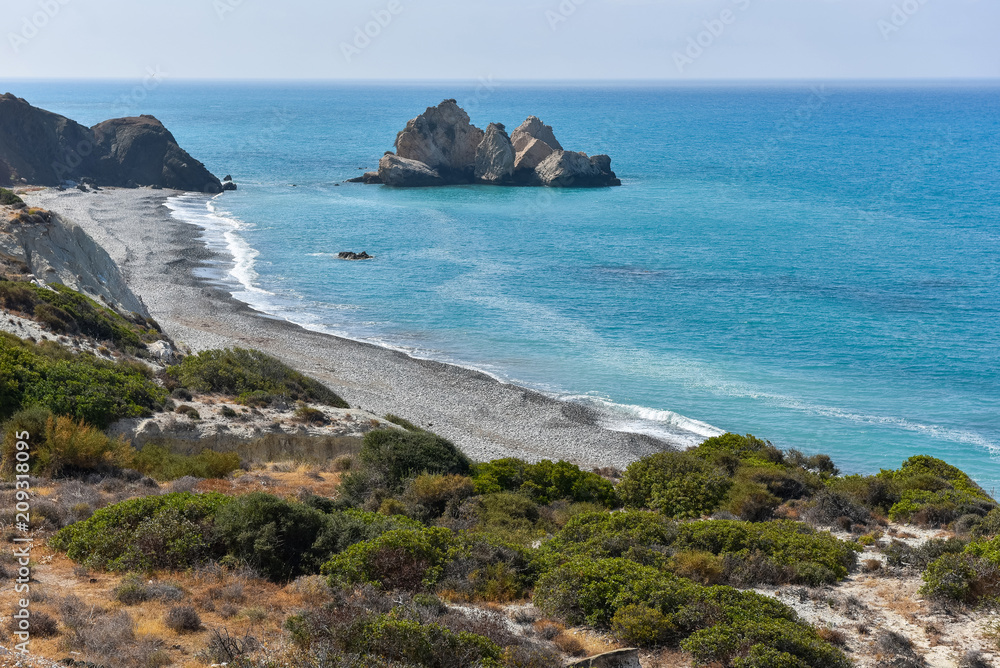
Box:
22 187 689 468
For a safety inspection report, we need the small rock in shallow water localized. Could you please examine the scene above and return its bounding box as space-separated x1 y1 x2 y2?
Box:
338 251 373 260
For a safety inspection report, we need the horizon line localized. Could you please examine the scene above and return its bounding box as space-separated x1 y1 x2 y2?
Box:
2 76 999 86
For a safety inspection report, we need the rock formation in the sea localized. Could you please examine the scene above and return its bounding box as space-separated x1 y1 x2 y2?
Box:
367 100 620 188
0 93 223 192
338 251 373 260
474 123 515 183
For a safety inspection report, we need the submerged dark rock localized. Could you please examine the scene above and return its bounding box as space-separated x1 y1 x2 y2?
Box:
338 251 373 260
0 93 223 192
369 100 619 188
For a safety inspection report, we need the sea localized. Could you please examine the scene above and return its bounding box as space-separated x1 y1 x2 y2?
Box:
6 80 999 490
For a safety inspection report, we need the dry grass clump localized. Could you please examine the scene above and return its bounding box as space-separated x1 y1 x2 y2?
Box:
552 631 586 656
164 605 202 633
816 627 848 647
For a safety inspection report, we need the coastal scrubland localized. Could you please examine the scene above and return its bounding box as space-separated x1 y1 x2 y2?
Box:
1 250 999 668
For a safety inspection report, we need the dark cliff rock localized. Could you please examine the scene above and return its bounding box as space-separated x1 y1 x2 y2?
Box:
0 93 223 192
370 100 619 188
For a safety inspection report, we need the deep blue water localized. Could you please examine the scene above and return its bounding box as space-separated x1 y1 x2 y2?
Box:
6 80 999 489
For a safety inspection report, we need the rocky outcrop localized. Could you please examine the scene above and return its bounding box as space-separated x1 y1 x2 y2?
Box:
0 204 150 316
513 137 555 173
338 251 373 260
535 150 622 188
378 154 445 187
0 93 223 192
370 100 619 188
511 115 562 151
567 649 641 668
394 99 484 180
474 123 515 184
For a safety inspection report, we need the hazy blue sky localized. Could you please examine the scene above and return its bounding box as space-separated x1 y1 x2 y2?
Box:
2 0 997 80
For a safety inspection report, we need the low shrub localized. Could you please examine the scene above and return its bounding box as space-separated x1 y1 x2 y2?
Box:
880 455 997 526
668 550 724 585
322 527 455 591
883 538 967 569
618 451 731 518
0 332 166 428
212 492 331 582
472 458 616 506
680 616 851 668
174 404 200 419
0 187 24 206
168 348 348 408
293 405 328 425
50 492 230 571
802 488 872 526
673 520 859 584
1 409 132 477
611 603 673 647
539 510 676 567
439 533 541 602
348 428 472 494
164 605 202 633
919 552 1000 604
406 473 476 520
344 614 503 668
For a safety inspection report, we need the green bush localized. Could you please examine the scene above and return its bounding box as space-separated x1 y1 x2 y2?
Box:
0 332 167 428
681 616 851 668
472 458 616 506
462 492 542 537
880 455 997 525
344 614 502 668
0 188 24 206
611 603 674 647
132 444 241 481
212 492 332 582
966 536 1000 565
618 451 731 518
50 492 230 571
322 527 455 591
439 532 541 602
168 348 348 408
692 433 777 470
673 520 859 584
405 473 476 519
540 510 676 567
973 508 1000 538
353 428 472 492
919 552 1000 604
533 557 698 628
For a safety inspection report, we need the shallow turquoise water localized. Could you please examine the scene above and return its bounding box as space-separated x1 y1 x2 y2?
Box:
8 80 1000 489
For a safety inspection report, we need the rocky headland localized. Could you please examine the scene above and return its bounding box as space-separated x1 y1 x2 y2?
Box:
353 99 621 188
0 93 224 192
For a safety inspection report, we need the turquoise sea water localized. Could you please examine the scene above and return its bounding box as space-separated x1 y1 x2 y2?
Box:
7 80 999 489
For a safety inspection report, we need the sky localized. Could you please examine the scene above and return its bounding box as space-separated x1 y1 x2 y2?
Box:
1 0 997 81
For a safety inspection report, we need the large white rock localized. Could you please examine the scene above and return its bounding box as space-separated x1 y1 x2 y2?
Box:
513 137 554 172
535 150 603 187
511 115 563 152
474 123 515 183
378 154 445 187
394 99 484 173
